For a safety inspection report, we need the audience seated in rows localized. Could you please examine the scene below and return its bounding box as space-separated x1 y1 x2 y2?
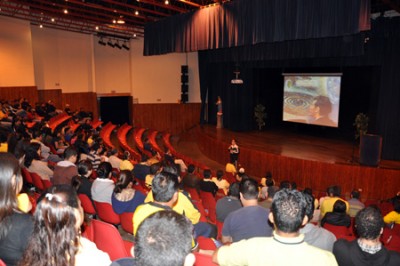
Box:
211 170 230 195
320 185 349 218
321 200 351 228
258 185 279 210
213 189 338 265
222 178 273 244
348 189 365 218
182 164 201 191
24 142 53 181
199 169 219 197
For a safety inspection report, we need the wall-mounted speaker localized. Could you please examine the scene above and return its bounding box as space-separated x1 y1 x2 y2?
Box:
181 93 188 103
181 65 188 74
181 84 188 93
359 134 382 167
181 75 188 83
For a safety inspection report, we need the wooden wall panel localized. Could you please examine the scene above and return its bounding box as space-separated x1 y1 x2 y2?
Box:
37 89 63 108
62 92 98 119
197 128 400 201
133 103 201 134
0 86 38 104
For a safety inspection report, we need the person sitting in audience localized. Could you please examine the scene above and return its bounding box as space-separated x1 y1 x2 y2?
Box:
87 143 102 170
300 192 336 252
225 162 237 174
199 169 219 197
145 162 162 189
260 171 275 187
112 170 146 214
132 160 151 181
279 180 292 190
23 142 53 181
182 164 200 191
91 162 114 204
348 189 365 218
111 210 195 266
164 148 188 173
213 189 338 266
383 197 400 225
258 185 279 210
30 130 61 163
333 206 400 265
108 149 122 169
320 185 349 218
216 182 242 222
221 178 273 244
18 184 111 266
303 187 320 223
212 169 230 195
144 166 216 238
71 160 94 201
52 146 79 185
119 151 134 171
321 199 351 228
0 153 33 266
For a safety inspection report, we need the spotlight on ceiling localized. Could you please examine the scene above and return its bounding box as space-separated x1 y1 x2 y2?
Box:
122 41 130 50
115 41 122 49
107 39 115 48
98 38 106 46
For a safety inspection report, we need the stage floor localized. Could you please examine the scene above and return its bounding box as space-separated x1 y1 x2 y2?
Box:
199 125 400 170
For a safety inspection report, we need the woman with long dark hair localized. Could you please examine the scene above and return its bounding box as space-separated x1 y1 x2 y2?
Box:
18 184 110 266
112 170 145 214
23 142 53 181
0 153 33 266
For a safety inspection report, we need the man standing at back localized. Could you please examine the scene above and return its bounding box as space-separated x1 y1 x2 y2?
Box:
213 189 338 266
221 178 272 244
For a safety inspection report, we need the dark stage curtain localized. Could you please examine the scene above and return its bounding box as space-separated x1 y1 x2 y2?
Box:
144 0 370 55
199 17 400 160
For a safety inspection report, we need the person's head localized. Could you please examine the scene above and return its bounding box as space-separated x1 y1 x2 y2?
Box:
96 162 112 179
309 95 332 117
122 151 130 160
259 187 268 200
239 178 259 201
267 186 279 199
303 192 315 221
333 200 347 214
24 142 41 168
231 139 236 145
187 164 195 174
114 170 134 194
0 153 23 231
63 146 78 163
152 171 179 204
351 189 361 199
216 170 224 180
134 210 194 266
279 180 291 190
355 206 384 240
20 184 83 266
77 160 93 177
227 182 240 199
203 169 212 179
393 198 400 213
270 189 307 233
150 163 162 175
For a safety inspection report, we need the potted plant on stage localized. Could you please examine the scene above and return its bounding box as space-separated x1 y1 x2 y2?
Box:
353 113 369 140
254 104 267 131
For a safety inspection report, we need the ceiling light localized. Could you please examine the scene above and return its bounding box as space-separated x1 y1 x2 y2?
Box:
135 10 139 16
107 39 115 48
112 19 116 24
98 38 106 46
39 24 43 28
116 19 125 24
63 9 68 14
115 41 122 49
51 18 55 22
165 0 169 4
95 26 99 30
122 41 130 50
133 33 137 38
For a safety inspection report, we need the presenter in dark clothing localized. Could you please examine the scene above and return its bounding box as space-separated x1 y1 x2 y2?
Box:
228 139 239 168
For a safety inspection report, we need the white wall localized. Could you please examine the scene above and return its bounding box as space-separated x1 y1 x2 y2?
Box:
0 16 201 103
0 16 35 86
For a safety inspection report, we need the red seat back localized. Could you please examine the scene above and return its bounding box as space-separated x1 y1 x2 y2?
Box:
78 194 96 215
197 236 217 251
200 191 217 223
186 187 201 201
323 223 352 239
94 201 121 225
120 212 134 235
30 172 45 191
91 219 132 261
193 252 218 266
21 168 33 184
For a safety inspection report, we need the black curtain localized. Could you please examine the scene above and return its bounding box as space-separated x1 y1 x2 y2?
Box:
199 17 400 160
144 0 369 55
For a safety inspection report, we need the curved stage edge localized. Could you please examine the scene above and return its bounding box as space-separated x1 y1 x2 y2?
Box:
196 125 400 201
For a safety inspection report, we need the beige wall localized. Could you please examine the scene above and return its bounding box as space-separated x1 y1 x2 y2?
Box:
0 16 201 103
0 17 35 86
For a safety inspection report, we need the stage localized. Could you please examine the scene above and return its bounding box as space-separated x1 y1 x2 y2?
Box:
196 125 400 200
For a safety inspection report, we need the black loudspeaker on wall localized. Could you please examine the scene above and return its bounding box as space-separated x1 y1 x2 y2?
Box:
181 65 188 103
359 134 382 167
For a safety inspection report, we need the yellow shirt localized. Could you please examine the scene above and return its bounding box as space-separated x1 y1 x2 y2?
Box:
145 191 200 225
225 163 236 173
0 143 8 153
17 193 31 213
384 211 400 224
119 160 134 171
320 197 349 218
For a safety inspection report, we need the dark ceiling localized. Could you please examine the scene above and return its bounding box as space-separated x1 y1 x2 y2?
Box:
0 0 399 40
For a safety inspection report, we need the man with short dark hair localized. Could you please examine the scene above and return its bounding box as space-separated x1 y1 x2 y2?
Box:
213 189 338 266
111 210 195 266
52 146 78 185
221 178 272 244
348 189 365 217
333 206 400 265
216 182 242 222
320 185 349 218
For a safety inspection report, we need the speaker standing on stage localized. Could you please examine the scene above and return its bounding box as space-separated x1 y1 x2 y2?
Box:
228 139 239 168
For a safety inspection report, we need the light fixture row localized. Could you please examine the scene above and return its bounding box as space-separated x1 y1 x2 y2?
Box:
98 37 130 50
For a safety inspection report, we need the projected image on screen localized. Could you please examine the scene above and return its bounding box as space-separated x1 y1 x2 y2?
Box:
283 74 341 128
